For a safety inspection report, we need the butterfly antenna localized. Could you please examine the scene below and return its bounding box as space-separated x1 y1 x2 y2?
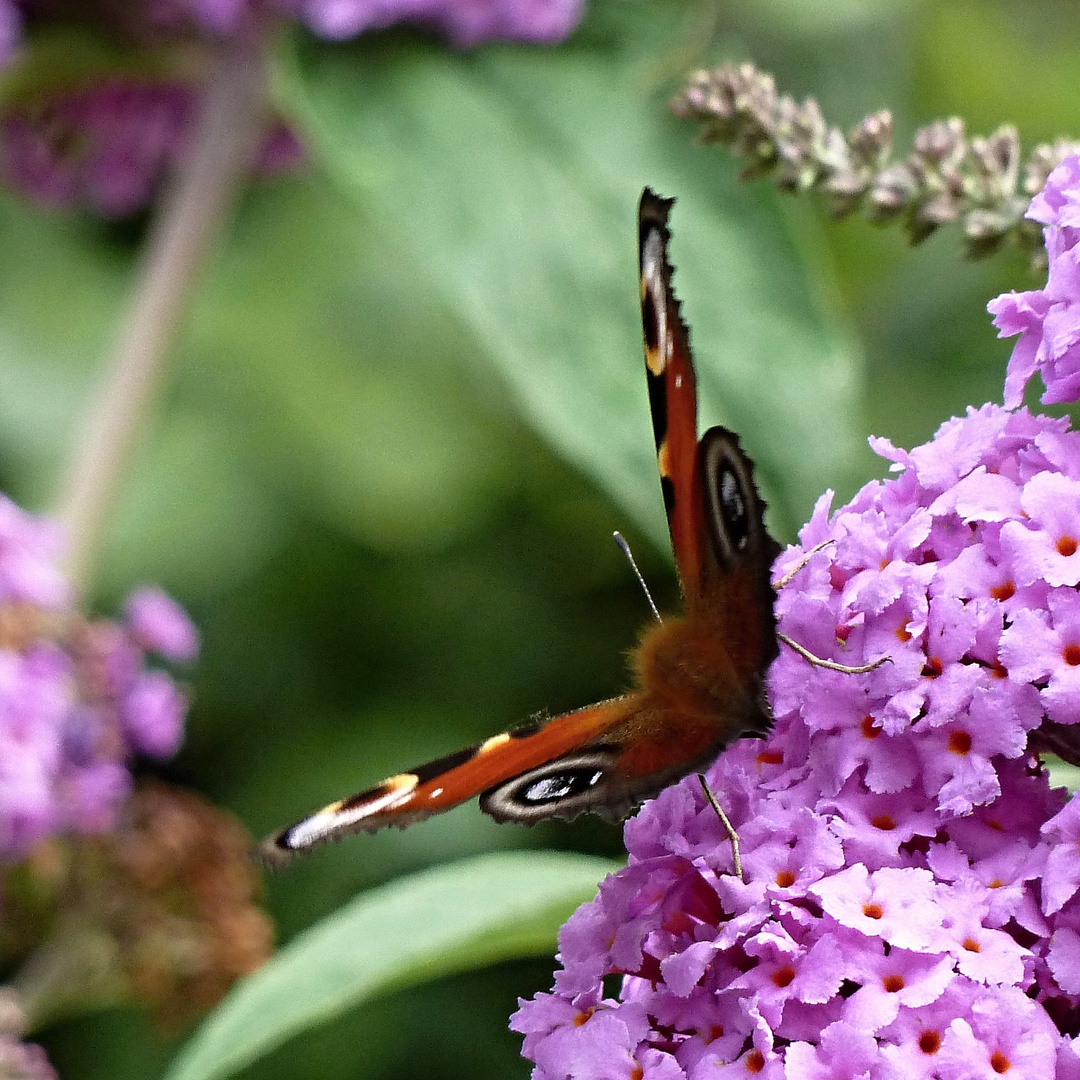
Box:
613 531 661 623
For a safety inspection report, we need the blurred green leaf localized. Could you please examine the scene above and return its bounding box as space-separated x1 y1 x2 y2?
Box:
187 178 519 557
276 1 868 545
1048 758 1080 793
163 851 618 1080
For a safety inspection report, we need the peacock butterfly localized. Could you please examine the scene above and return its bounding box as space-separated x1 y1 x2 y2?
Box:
256 189 780 868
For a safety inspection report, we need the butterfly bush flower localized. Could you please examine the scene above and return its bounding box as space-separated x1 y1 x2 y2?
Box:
0 0 582 215
0 1 18 67
512 157 1080 1079
0 71 303 218
138 0 583 44
990 154 1080 407
0 494 197 859
300 0 584 47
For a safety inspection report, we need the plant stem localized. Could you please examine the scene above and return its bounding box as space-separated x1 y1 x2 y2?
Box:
56 22 271 595
8 922 126 1033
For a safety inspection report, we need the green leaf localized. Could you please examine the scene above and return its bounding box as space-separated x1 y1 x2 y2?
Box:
163 851 619 1080
275 3 869 545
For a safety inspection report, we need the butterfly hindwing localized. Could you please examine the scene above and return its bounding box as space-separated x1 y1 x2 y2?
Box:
699 425 778 634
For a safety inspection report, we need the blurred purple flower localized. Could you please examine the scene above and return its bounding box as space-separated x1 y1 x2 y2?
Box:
126 586 200 662
513 157 1080 1078
128 0 584 45
0 494 197 860
121 671 187 758
0 497 69 609
0 0 583 215
0 1 19 67
0 991 55 1080
0 77 302 218
0 1034 55 1080
300 0 585 48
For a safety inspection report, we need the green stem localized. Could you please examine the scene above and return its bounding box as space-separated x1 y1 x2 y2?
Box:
55 22 272 594
7 922 125 1033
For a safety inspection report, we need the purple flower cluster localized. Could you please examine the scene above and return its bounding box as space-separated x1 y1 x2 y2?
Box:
0 77 302 218
0 495 197 859
298 0 585 48
512 159 1080 1080
991 154 1080 408
112 0 583 45
0 0 584 213
0 1 18 67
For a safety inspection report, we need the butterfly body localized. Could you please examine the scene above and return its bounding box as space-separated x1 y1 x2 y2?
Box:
257 190 778 868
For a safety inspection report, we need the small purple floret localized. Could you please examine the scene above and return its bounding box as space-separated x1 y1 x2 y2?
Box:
514 155 1080 1078
126 586 200 663
0 0 584 214
0 498 195 859
122 671 187 759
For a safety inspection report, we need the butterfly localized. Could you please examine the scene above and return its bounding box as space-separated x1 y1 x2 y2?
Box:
256 189 780 868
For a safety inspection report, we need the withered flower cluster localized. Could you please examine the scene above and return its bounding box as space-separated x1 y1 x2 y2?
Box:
672 61 1079 265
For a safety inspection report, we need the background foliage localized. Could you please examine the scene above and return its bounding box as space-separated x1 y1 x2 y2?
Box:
1 0 1077 1077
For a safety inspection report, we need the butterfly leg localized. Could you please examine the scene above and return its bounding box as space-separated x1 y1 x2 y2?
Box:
775 541 888 672
775 539 835 589
697 774 743 881
777 633 889 675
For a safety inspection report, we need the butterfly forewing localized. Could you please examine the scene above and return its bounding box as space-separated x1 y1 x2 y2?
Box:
257 698 636 865
639 191 778 619
639 189 706 599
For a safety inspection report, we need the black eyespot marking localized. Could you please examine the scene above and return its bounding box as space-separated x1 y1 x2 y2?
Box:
719 466 750 550
478 748 621 823
647 368 668 451
518 767 605 805
642 285 659 353
699 426 769 570
659 473 676 518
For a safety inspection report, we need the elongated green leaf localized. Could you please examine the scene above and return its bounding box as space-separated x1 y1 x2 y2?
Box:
164 851 618 1080
275 3 869 544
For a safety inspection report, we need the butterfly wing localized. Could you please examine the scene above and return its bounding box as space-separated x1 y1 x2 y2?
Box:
639 189 706 597
257 697 639 866
639 191 778 605
693 426 780 730
639 190 779 723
